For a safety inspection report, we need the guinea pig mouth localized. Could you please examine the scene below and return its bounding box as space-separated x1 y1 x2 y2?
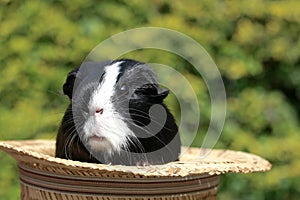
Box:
87 135 113 153
89 135 106 142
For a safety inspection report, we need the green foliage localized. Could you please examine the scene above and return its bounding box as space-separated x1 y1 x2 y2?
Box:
0 0 299 199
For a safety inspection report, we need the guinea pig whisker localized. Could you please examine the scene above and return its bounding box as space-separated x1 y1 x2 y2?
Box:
121 118 176 156
64 131 77 159
110 91 130 102
116 107 151 116
52 111 71 116
46 89 64 97
126 135 145 153
113 114 162 140
120 107 150 115
102 114 144 150
110 111 168 137
68 134 78 156
122 138 148 166
121 145 132 165
126 112 169 129
63 120 84 140
110 94 132 105
115 108 173 132
60 118 76 124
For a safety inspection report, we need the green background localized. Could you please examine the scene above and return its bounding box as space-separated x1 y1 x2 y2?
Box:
1 0 299 199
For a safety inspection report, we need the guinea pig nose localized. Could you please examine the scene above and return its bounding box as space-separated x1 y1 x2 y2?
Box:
95 108 103 115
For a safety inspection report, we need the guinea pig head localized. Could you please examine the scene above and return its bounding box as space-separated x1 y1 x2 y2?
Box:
69 59 173 164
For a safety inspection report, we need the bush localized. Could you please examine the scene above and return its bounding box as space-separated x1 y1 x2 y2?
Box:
0 0 299 199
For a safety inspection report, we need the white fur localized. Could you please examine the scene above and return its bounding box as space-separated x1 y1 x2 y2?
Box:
83 61 135 157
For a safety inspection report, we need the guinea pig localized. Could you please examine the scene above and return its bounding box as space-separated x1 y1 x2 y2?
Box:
55 59 181 165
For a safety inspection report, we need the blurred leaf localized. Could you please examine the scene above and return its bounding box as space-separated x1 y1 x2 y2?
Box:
0 0 300 199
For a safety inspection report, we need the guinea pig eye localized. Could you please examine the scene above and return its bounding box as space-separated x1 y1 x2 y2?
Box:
120 84 127 91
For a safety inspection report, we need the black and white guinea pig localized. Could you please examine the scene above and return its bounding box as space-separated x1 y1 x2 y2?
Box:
55 59 181 165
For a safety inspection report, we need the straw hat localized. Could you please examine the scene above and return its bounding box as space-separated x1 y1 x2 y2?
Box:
0 140 271 200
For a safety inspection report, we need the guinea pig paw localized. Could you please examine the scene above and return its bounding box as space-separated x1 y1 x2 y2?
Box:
136 160 151 166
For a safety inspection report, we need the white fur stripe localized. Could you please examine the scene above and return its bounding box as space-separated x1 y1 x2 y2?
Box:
90 61 122 112
84 61 135 156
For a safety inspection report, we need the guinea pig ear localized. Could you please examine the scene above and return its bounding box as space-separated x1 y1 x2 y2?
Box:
63 68 79 99
133 84 169 103
155 87 169 101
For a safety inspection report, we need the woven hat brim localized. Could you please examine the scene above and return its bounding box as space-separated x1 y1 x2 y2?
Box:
0 140 271 178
